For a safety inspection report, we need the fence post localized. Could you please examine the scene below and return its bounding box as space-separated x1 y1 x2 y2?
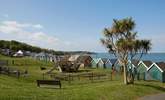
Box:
17 71 20 79
71 73 73 81
25 60 26 66
12 60 14 65
6 60 9 66
68 74 71 84
110 72 112 81
43 73 45 80
88 73 90 80
91 72 94 83
78 74 80 80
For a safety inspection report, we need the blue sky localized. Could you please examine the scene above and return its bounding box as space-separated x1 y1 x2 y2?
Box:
0 0 165 52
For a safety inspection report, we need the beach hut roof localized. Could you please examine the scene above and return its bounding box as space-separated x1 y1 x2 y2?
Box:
110 59 118 65
36 52 54 57
101 58 109 63
128 60 139 68
36 52 46 56
148 62 165 72
77 55 92 62
156 62 165 71
142 60 153 68
92 58 101 63
131 60 139 66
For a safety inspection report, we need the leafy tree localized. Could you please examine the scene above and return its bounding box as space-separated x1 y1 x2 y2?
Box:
101 17 151 84
0 40 90 56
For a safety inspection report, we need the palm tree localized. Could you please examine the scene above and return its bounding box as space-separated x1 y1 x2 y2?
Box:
101 17 151 84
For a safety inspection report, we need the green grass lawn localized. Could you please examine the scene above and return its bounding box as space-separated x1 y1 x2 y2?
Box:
0 55 165 100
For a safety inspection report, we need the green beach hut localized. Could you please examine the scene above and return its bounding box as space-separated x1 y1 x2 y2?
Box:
137 60 153 80
97 58 105 68
147 62 165 82
97 58 112 68
91 58 101 68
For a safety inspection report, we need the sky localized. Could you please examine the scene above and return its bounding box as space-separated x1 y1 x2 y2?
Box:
0 0 165 52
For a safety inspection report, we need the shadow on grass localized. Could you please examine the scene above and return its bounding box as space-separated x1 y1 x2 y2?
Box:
37 85 66 89
134 82 165 92
64 79 121 86
76 69 92 73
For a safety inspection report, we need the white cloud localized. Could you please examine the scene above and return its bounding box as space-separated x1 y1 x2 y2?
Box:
33 24 43 29
0 20 65 50
31 32 59 44
2 21 29 28
0 21 43 30
0 20 100 52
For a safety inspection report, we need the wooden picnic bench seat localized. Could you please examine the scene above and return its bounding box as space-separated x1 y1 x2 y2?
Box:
36 80 61 88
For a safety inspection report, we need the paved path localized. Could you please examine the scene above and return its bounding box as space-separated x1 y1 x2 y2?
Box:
138 93 165 100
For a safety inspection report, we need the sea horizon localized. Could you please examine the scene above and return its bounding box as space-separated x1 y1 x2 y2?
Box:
92 52 165 62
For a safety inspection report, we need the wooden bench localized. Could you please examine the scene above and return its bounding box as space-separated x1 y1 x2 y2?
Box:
36 80 61 88
40 66 46 70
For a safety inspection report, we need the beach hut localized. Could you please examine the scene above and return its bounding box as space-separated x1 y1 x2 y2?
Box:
0 49 13 56
147 62 165 82
128 60 139 68
127 60 139 71
77 55 93 67
91 58 101 68
34 52 56 62
137 60 153 80
109 59 121 71
105 59 112 68
48 54 57 62
97 58 112 69
97 58 105 68
127 60 139 77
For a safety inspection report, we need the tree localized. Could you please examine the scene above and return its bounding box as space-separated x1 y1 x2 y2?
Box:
100 17 151 84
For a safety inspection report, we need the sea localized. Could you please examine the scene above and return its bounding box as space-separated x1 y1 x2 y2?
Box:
91 53 165 62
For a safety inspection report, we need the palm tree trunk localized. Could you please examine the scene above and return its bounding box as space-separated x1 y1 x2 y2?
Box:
123 64 128 84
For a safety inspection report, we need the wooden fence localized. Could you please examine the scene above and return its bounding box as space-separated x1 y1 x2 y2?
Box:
0 66 21 78
43 72 115 83
0 60 27 78
0 59 52 66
